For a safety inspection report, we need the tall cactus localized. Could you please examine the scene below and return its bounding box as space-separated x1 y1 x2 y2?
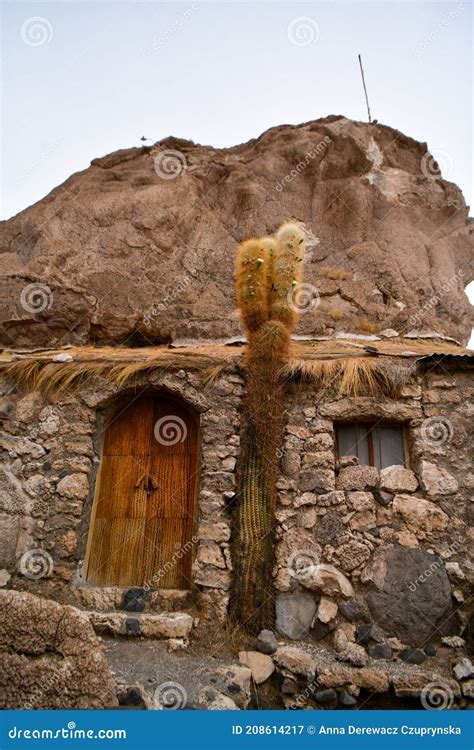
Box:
232 223 306 633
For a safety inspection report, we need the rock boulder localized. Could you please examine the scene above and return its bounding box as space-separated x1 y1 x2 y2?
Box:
0 590 117 709
1 117 472 348
366 547 455 646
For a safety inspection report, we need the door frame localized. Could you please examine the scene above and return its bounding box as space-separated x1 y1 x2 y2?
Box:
83 387 201 588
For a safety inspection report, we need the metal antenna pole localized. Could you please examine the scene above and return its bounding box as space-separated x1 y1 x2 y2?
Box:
358 54 372 123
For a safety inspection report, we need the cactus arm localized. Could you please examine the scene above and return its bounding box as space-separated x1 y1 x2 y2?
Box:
235 238 272 333
268 223 305 330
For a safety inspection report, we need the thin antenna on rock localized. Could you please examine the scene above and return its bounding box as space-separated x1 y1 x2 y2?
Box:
358 54 372 123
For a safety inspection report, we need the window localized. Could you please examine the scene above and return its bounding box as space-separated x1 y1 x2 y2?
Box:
336 422 406 470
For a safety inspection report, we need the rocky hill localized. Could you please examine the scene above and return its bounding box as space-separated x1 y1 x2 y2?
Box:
1 115 473 348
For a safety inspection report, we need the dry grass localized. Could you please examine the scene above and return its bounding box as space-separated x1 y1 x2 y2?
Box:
291 337 467 357
320 265 352 280
328 307 345 321
3 344 242 365
1 337 468 397
3 346 241 397
202 363 229 387
358 318 380 334
283 356 411 398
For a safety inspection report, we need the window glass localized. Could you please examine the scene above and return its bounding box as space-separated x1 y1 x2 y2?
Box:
337 424 370 465
372 424 405 469
336 422 405 468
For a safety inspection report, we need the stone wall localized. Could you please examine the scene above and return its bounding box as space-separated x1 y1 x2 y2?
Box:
0 362 472 646
0 368 241 626
274 364 472 647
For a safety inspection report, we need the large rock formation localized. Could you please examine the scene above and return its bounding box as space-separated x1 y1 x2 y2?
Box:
365 547 455 646
0 590 118 709
1 116 473 348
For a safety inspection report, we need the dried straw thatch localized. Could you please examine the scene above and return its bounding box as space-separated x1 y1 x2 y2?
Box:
1 337 469 398
283 357 412 398
1 345 241 397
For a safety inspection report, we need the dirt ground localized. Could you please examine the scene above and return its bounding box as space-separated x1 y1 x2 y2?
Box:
102 637 237 707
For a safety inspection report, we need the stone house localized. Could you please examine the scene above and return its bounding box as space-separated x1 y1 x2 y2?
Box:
0 335 472 648
0 116 473 658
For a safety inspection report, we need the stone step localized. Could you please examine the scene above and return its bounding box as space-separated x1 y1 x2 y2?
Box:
87 610 195 640
73 585 195 614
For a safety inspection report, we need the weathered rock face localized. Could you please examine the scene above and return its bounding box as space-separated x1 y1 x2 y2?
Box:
275 593 317 640
1 116 473 348
365 547 454 646
0 590 118 709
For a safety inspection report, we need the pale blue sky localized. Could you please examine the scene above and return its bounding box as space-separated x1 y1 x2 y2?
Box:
2 1 473 340
2 0 472 220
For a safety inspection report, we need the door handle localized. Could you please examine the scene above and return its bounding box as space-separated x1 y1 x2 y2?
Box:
135 472 159 495
135 472 146 488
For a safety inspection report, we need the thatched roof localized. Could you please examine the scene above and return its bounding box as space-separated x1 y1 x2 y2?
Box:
1 338 472 399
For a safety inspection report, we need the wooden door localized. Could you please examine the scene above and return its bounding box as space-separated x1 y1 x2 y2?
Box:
85 393 199 588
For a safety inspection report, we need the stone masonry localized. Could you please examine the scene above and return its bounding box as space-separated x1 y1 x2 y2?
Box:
0 360 472 646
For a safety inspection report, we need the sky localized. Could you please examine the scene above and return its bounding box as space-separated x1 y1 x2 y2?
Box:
1 0 473 337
